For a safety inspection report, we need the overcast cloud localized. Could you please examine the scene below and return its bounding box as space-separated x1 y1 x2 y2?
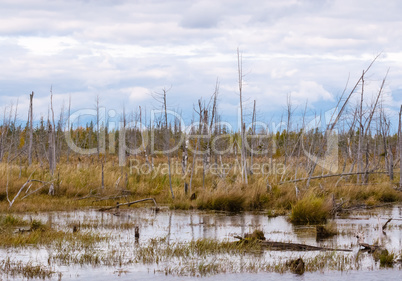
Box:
0 0 401 127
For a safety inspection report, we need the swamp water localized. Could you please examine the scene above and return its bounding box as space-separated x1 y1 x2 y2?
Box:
1 206 402 280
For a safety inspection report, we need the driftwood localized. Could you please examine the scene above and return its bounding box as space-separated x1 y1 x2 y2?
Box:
99 198 158 211
356 232 385 253
358 242 381 252
234 236 351 252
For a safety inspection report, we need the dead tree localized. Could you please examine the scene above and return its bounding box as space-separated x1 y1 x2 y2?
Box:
250 100 256 173
357 70 364 184
305 55 379 188
237 48 248 184
189 100 203 194
381 111 393 181
7 101 19 163
96 95 101 159
161 88 175 199
67 95 71 162
361 70 388 183
27 92 34 165
284 93 295 167
399 105 402 189
49 87 56 176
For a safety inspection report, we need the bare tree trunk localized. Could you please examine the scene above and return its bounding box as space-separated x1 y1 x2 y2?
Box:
48 118 54 174
362 71 387 183
28 92 34 165
8 101 18 163
389 142 394 181
96 95 100 159
306 56 379 188
163 89 175 199
0 109 6 162
250 100 256 173
357 71 364 184
49 87 56 176
380 110 389 176
237 48 248 184
101 157 105 191
189 100 203 195
182 137 187 175
284 93 293 167
67 95 71 163
399 105 402 189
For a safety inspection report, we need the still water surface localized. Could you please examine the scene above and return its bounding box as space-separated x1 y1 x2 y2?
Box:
2 205 402 280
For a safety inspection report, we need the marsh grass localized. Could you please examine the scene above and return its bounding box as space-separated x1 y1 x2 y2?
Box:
0 215 107 247
377 250 395 267
1 157 401 214
329 183 402 205
290 194 331 224
0 258 54 279
0 214 28 228
196 190 246 212
316 222 338 239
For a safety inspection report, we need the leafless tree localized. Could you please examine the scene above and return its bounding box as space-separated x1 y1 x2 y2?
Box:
27 92 34 165
48 87 56 176
399 105 402 189
237 48 248 184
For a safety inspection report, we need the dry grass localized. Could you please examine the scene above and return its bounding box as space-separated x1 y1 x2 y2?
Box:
1 155 401 213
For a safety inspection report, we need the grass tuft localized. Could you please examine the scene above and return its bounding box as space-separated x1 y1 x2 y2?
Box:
290 195 331 224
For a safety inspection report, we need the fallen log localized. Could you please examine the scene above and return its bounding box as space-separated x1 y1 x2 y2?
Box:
341 203 393 211
99 198 158 211
280 171 387 184
234 236 351 252
358 242 381 252
260 241 352 252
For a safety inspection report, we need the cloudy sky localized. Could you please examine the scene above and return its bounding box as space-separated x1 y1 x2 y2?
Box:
0 0 401 129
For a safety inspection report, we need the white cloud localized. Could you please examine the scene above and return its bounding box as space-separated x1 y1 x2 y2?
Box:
129 87 151 101
0 0 401 127
291 81 334 104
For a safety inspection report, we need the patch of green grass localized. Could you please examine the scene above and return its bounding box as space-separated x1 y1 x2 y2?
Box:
0 216 107 247
379 250 394 267
0 214 27 228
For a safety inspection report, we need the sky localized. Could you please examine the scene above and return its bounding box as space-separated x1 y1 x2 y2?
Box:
0 0 402 131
